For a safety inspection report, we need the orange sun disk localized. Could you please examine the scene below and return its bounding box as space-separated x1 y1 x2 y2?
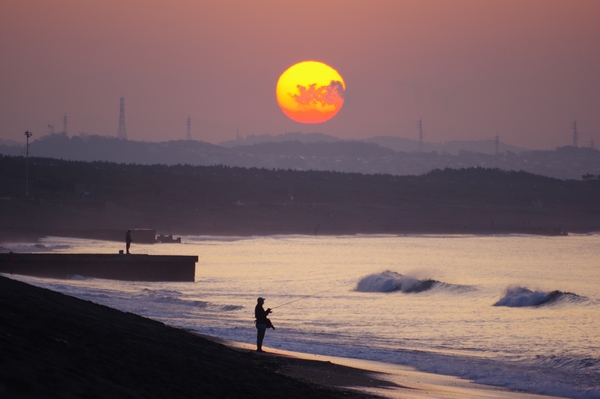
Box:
276 61 345 124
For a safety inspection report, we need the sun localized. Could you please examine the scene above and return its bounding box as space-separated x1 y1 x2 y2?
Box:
276 61 345 124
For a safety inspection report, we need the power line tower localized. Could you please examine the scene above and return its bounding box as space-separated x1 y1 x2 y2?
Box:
495 134 500 155
62 114 68 135
572 120 578 147
418 119 424 152
186 116 191 140
117 96 127 140
47 124 55 135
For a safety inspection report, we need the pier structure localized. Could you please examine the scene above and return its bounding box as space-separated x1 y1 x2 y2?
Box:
1 253 197 282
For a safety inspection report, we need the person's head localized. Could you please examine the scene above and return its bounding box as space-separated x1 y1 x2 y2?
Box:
257 297 265 304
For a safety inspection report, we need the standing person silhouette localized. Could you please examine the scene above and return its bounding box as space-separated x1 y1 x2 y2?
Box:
254 297 273 352
125 230 133 254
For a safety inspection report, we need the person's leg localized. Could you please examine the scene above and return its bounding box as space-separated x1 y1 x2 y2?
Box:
256 325 266 351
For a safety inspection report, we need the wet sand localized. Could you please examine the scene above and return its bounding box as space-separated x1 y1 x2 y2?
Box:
0 275 562 399
205 338 564 399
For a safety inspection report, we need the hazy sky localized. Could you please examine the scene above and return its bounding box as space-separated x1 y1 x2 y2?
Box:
2 0 599 149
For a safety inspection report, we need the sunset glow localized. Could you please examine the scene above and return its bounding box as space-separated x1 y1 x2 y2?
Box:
1 1 599 147
276 61 345 124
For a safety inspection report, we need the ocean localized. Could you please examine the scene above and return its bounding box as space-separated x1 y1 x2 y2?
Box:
3 234 599 398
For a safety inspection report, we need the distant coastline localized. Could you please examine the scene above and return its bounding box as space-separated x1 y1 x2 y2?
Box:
0 224 580 247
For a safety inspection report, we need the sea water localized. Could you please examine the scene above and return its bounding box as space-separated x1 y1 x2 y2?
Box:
3 234 599 398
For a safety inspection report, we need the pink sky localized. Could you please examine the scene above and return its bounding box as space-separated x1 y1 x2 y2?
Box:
1 0 599 149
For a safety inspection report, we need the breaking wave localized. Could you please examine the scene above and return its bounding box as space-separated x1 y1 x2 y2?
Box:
355 270 472 294
494 286 586 307
67 275 92 281
141 288 183 297
138 288 243 311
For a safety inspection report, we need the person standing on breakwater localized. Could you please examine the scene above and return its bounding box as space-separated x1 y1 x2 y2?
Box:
255 297 274 352
126 230 133 254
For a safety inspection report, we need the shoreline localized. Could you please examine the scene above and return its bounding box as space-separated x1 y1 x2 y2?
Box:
0 274 565 399
197 334 565 399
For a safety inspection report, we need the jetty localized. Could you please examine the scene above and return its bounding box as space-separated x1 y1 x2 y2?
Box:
0 253 197 282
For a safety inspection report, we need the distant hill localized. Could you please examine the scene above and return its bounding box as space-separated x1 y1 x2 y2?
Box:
429 139 524 155
0 138 22 147
219 132 341 147
221 132 525 155
3 133 230 165
1 133 598 180
0 139 24 156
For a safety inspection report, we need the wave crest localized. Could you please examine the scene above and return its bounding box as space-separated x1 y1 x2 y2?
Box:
137 289 242 311
355 270 467 293
494 286 585 307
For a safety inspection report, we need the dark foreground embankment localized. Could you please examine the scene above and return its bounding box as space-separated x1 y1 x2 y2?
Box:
0 276 379 399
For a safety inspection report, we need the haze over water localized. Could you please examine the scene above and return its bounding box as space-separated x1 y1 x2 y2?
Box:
5 234 600 398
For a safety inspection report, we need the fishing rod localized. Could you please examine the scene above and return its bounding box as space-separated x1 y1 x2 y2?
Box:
270 289 333 310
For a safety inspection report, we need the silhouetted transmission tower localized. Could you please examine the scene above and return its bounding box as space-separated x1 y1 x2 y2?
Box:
186 116 191 140
117 96 127 140
572 120 578 147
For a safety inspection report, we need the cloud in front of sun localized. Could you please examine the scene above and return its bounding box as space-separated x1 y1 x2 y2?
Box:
276 61 345 124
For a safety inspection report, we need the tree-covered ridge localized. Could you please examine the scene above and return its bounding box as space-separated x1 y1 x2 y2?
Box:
2 155 598 208
2 155 599 237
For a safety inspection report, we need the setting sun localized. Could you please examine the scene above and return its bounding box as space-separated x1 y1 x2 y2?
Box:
276 61 345 124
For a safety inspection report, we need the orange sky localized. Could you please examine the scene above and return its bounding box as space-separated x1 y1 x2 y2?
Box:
1 0 599 149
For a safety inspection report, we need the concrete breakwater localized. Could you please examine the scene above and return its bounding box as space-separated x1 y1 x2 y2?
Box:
0 253 197 282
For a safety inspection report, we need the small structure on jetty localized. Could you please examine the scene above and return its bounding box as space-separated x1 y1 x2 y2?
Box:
0 253 197 282
156 234 181 243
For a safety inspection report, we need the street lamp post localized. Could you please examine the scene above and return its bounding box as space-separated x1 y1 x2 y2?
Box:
24 130 32 197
